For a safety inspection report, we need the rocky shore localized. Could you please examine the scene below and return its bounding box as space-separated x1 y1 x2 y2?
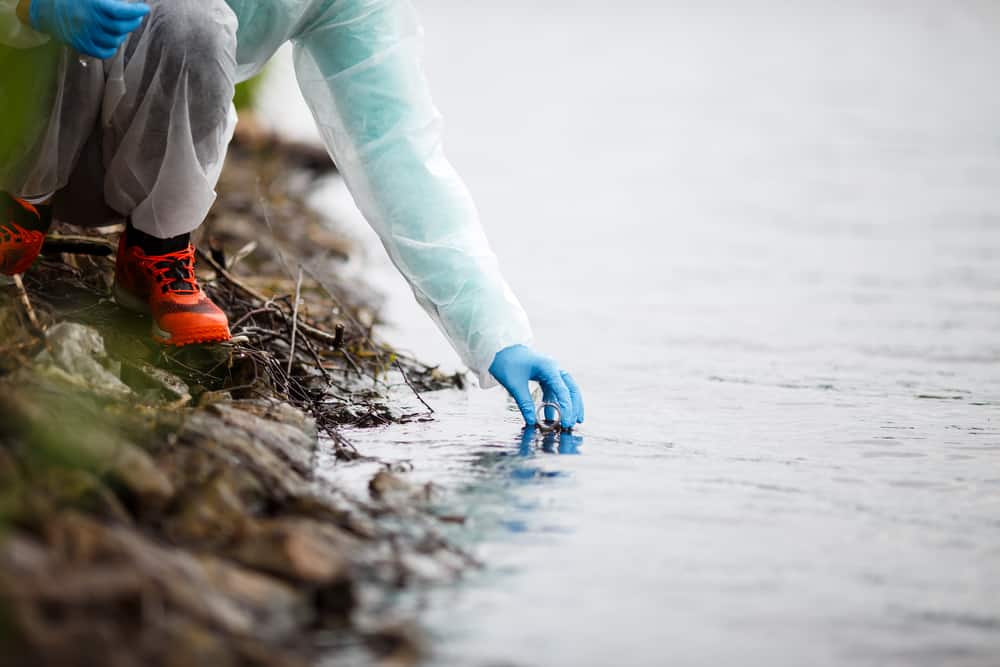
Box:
0 131 473 666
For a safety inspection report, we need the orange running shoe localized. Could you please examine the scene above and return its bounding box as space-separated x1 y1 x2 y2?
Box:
113 235 231 346
1 192 51 276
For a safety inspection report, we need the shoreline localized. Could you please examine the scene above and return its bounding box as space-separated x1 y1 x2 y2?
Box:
0 128 473 666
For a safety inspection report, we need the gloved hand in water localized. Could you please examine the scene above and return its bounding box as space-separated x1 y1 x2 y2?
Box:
28 0 149 59
489 345 584 430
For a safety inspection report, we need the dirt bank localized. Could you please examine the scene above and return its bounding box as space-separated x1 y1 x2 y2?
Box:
0 129 473 667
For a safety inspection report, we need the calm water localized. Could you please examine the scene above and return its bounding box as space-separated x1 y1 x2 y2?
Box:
260 2 1000 665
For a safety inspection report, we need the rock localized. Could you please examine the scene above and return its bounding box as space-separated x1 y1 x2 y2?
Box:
365 622 426 667
227 518 355 585
368 470 412 500
29 468 131 524
40 512 312 641
156 444 224 491
232 400 318 441
369 470 433 506
231 640 311 667
104 442 175 513
0 372 174 515
284 491 380 540
177 403 316 498
215 402 316 471
34 322 132 400
164 468 261 548
282 490 352 525
156 619 240 667
120 360 192 405
0 532 52 576
196 389 234 406
193 556 312 639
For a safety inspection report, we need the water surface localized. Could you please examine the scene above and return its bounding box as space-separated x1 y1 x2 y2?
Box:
262 2 1000 665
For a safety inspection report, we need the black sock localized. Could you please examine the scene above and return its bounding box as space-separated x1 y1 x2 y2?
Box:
32 203 53 233
124 220 190 255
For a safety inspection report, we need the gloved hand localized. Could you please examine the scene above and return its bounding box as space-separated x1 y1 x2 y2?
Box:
29 0 149 60
489 345 584 430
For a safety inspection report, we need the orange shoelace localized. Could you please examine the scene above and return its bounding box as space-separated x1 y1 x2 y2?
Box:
141 246 199 295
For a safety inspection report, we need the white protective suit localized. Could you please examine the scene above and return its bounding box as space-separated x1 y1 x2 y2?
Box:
0 0 532 385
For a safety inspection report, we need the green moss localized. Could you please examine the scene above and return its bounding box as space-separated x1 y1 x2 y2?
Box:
234 75 265 111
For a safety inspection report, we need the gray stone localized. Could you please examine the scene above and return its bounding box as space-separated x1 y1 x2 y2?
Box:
178 403 316 497
121 359 192 405
228 518 355 585
35 322 132 399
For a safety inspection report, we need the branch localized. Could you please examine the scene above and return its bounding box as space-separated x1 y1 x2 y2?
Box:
394 360 434 414
12 274 43 334
285 268 303 396
41 234 116 257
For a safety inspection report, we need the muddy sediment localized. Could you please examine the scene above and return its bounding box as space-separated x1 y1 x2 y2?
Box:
0 131 472 666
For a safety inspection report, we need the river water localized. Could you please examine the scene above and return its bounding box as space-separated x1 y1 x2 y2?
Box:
258 2 1000 665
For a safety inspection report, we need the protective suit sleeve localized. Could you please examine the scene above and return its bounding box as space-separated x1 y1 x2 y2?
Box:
292 0 533 387
0 0 49 48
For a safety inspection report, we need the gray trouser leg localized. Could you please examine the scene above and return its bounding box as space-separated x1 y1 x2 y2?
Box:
9 0 239 238
104 0 239 237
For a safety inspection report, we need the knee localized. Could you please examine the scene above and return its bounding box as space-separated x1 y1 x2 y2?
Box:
128 0 238 133
131 3 235 95
144 0 236 57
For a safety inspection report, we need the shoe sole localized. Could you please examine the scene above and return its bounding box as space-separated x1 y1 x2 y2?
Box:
112 282 231 347
1 256 38 276
0 266 32 277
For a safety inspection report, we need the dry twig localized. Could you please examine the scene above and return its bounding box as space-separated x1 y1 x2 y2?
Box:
12 274 43 334
394 360 434 414
286 267 303 396
41 234 116 257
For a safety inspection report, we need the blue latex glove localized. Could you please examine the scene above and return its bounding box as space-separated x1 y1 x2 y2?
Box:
490 345 585 430
29 0 149 60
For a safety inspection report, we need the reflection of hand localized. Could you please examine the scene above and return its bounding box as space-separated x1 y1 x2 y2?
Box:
557 431 583 455
489 345 584 429
519 427 583 455
29 0 150 59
